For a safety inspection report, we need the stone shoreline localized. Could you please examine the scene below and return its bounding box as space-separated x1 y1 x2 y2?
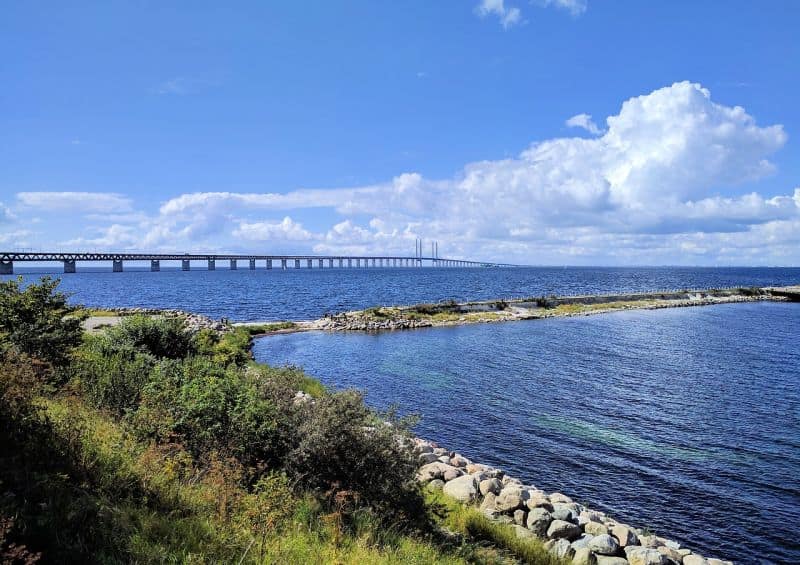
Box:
413 437 733 565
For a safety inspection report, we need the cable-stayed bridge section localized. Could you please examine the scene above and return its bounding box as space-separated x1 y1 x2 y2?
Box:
0 251 518 274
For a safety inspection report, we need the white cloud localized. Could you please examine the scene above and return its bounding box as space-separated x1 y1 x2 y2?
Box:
475 0 522 28
0 202 15 223
232 217 314 241
566 113 603 135
537 0 588 16
17 192 133 214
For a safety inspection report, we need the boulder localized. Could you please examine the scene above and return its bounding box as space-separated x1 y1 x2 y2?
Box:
495 486 528 512
479 478 502 496
547 538 575 560
596 557 629 565
437 455 451 464
442 474 478 503
418 452 440 464
514 525 535 539
547 519 582 541
513 509 527 526
612 524 640 547
526 507 552 538
465 463 489 474
584 521 609 537
571 534 594 551
579 510 604 525
443 468 463 481
657 545 684 564
426 479 445 491
417 462 460 482
572 547 596 565
526 493 554 511
682 556 708 565
552 506 576 523
449 455 470 467
550 492 573 504
639 535 660 549
479 492 497 511
625 546 667 565
588 534 620 556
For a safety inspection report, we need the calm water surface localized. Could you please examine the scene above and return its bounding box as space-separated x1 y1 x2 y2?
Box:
5 266 800 321
254 302 800 563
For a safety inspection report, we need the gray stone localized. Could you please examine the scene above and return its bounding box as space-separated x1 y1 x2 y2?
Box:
550 492 573 504
495 486 528 512
479 492 497 512
639 535 660 549
442 474 478 503
677 549 692 557
584 521 609 537
682 556 708 565
418 452 439 464
437 455 451 464
513 509 527 526
479 478 502 496
426 479 445 491
552 506 576 523
548 538 575 560
417 462 460 482
547 519 582 541
657 545 684 564
612 524 640 547
588 534 620 556
596 557 629 565
572 547 596 565
579 510 604 525
526 493 554 511
571 534 594 551
625 546 667 565
526 507 552 538
443 468 463 481
450 455 469 468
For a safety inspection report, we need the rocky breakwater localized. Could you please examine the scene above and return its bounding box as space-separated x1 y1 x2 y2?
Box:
414 438 733 565
104 307 230 333
315 311 433 331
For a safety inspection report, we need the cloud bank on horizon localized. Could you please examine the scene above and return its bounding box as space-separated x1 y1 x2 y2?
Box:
3 82 799 265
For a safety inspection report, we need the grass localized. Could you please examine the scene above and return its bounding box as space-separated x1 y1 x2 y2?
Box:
241 321 297 335
549 300 661 315
83 308 123 317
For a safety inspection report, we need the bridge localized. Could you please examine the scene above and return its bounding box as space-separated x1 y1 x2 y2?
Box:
0 251 518 274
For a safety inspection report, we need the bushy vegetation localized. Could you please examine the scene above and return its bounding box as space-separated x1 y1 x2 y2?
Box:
0 278 556 563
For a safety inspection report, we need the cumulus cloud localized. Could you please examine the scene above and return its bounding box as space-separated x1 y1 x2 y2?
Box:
17 192 133 214
0 202 15 223
566 113 603 135
232 217 314 241
538 0 588 16
475 0 522 29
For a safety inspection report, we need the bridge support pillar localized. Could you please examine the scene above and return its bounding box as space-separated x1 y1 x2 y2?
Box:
371 258 376 267
328 258 333 268
267 259 273 269
249 259 256 270
0 260 12 275
207 259 215 271
230 259 237 270
356 258 361 267
318 259 323 268
281 259 287 269
63 259 76 274
150 260 160 272
338 258 343 268
307 259 312 268
112 259 123 272
294 259 300 268
182 260 190 271
347 258 352 267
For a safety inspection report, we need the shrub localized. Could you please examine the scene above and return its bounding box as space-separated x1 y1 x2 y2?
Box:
72 347 154 416
105 315 193 359
0 276 83 368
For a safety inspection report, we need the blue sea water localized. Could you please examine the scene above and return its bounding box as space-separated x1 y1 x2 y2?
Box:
254 302 800 564
4 265 800 321
5 266 800 562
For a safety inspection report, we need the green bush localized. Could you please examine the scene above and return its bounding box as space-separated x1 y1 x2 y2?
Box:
72 347 154 416
0 276 83 368
105 315 193 359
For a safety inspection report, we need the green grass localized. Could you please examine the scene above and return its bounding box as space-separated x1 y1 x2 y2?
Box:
241 321 297 335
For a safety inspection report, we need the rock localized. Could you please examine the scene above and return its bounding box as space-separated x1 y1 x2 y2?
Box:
639 535 660 549
526 507 552 538
449 455 469 467
547 519 582 541
526 493 554 511
417 462 460 482
546 538 575 560
663 540 681 551
625 546 667 565
443 468 463 481
465 463 488 474
479 478 502 496
677 549 692 557
571 534 594 551
418 452 440 464
513 509 527 526
442 474 478 503
584 521 609 536
572 547 596 565
596 557 629 565
681 556 708 565
579 510 604 525
554 501 582 514
612 524 640 547
550 492 573 504
657 545 684 564
552 506 576 523
588 534 620 556
495 486 528 512
426 479 445 491
479 492 497 511
437 455 451 464
514 525 535 539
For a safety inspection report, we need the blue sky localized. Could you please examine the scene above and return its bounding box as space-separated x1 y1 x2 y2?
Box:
1 0 799 265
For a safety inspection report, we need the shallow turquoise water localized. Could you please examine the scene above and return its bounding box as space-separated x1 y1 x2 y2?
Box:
254 302 800 563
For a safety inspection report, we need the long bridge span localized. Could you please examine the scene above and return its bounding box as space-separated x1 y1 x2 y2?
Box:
0 251 518 274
